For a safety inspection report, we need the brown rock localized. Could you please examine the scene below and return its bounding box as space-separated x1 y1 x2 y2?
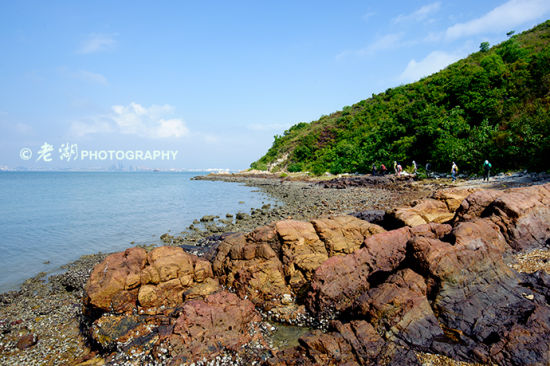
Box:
454 189 503 222
16 334 37 350
392 198 454 227
85 246 215 315
432 188 479 212
311 216 385 256
85 247 147 313
276 220 329 291
183 277 220 300
212 232 291 309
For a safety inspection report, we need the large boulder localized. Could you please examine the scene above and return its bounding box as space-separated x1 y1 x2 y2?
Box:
276 220 330 292
212 232 291 309
306 224 451 318
390 188 478 228
89 291 264 364
85 247 147 313
409 226 550 363
85 246 218 315
211 216 385 308
354 268 443 349
167 291 262 363
455 183 550 251
487 183 550 251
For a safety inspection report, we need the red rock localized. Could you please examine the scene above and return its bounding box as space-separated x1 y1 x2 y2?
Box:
454 183 550 251
354 269 443 348
168 291 262 362
307 224 450 317
488 183 550 251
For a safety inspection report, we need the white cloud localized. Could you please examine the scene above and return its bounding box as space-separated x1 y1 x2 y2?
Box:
75 70 108 85
70 102 189 139
399 50 462 83
77 33 117 54
445 0 550 40
393 2 441 24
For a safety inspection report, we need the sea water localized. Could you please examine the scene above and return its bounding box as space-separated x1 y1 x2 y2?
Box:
0 171 277 292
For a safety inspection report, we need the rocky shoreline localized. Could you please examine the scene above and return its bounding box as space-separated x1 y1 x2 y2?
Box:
1 172 549 365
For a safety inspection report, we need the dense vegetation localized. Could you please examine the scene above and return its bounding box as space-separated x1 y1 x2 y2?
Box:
251 20 550 175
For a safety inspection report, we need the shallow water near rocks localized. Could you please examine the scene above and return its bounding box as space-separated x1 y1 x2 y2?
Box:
0 171 279 292
268 323 313 349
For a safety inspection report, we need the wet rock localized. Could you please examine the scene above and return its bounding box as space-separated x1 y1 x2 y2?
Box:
267 320 420 365
236 212 249 220
160 233 172 244
200 215 216 222
349 209 386 225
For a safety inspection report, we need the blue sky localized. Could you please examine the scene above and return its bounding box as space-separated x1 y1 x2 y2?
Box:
1 0 549 170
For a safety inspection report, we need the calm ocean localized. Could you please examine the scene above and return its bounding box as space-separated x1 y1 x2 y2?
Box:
0 171 277 292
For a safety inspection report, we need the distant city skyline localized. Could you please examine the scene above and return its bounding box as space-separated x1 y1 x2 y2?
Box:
1 1 549 170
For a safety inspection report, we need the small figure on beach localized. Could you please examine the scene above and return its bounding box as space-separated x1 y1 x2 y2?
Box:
451 162 458 182
380 163 387 175
483 160 492 181
372 163 377 176
425 162 431 176
393 161 397 175
412 160 417 175
397 163 403 177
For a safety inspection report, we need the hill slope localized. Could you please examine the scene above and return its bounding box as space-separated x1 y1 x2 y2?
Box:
251 20 550 175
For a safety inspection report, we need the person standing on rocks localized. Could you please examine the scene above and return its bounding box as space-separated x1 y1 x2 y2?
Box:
393 161 398 175
412 160 417 175
397 163 403 177
372 163 377 176
483 160 492 182
451 162 458 182
380 163 387 175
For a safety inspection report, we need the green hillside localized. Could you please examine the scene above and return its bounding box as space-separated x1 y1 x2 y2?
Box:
251 20 550 175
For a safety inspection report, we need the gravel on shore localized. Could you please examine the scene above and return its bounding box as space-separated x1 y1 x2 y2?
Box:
1 172 548 365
